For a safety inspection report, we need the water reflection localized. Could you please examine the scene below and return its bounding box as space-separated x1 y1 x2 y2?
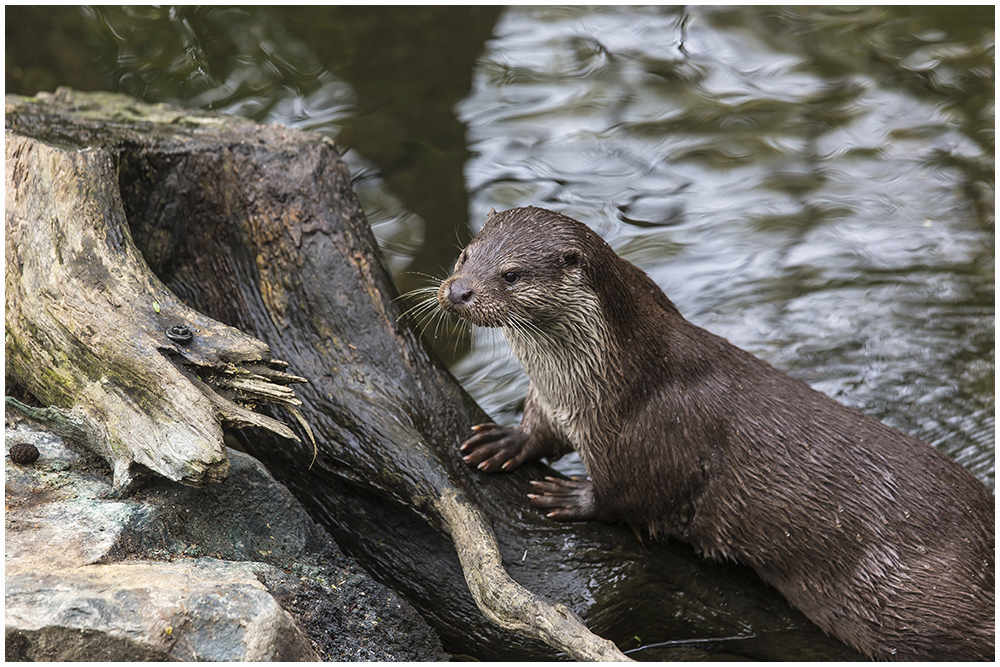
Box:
455 5 993 486
84 6 356 133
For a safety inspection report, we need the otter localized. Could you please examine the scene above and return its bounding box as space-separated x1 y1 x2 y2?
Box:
437 206 994 661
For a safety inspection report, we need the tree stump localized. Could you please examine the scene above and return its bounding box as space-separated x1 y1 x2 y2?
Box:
5 119 307 493
5 89 862 661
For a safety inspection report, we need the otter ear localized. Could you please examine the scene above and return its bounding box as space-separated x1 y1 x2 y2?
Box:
487 207 497 220
561 250 581 267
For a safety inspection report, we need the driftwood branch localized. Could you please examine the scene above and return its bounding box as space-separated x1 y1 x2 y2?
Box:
435 489 625 661
5 89 861 660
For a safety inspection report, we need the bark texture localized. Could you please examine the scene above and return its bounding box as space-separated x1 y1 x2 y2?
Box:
5 89 862 661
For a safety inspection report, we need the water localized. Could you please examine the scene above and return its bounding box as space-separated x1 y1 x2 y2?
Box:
6 5 993 487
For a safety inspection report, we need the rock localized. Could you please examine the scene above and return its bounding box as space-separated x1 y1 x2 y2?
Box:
6 559 318 661
4 417 446 661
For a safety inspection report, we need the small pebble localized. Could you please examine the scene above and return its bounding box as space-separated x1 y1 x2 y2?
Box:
9 442 40 465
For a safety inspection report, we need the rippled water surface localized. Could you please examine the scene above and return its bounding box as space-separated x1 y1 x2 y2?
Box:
7 5 993 487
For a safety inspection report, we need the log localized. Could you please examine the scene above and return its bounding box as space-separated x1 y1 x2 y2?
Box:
5 89 862 660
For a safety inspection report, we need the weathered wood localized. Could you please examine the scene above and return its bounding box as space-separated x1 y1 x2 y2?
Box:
5 89 863 660
5 127 307 492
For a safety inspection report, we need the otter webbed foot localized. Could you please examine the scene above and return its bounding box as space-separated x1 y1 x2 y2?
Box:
460 423 535 472
528 476 601 522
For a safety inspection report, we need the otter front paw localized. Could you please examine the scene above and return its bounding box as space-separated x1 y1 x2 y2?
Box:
528 476 600 522
460 423 533 472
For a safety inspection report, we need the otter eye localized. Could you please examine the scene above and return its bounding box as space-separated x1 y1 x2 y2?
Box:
503 271 519 284
562 251 579 266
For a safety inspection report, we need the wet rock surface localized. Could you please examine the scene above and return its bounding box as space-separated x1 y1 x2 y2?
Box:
4 416 446 661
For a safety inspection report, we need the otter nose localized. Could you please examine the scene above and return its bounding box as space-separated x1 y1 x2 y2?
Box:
447 281 475 305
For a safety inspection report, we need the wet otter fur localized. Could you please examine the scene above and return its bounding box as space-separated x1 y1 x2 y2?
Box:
437 206 994 661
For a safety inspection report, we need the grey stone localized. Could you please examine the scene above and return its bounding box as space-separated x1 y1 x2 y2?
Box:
6 559 317 661
4 418 446 661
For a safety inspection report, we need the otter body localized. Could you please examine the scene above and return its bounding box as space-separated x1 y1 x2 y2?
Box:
438 206 994 661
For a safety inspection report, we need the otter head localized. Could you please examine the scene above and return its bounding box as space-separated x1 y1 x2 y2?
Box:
438 207 611 330
438 206 628 384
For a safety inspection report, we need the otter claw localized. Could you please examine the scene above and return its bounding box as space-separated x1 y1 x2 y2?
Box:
459 423 531 473
527 476 599 522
